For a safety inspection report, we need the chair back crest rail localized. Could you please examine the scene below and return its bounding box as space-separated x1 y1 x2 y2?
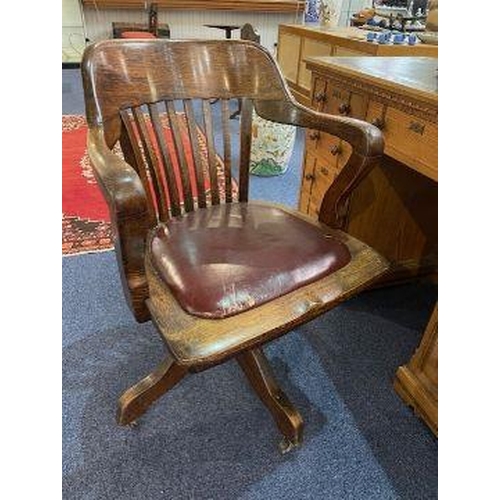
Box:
82 39 383 322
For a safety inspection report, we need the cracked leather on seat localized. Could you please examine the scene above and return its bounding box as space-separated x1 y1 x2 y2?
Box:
149 203 351 318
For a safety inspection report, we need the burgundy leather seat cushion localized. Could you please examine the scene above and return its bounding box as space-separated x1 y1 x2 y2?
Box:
149 203 351 318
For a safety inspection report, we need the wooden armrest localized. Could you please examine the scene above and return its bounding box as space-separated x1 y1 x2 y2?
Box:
254 99 384 228
87 127 154 322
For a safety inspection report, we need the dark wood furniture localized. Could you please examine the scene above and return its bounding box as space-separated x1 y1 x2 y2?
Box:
81 39 388 451
229 23 262 119
204 24 241 39
241 22 261 44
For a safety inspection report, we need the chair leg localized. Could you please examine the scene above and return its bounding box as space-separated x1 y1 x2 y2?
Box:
230 98 242 119
117 353 188 426
237 347 304 452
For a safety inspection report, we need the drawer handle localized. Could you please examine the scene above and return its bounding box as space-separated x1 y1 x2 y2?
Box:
338 103 351 115
305 173 315 181
309 131 320 140
371 117 385 130
330 145 342 156
408 121 425 135
320 166 329 176
314 92 327 103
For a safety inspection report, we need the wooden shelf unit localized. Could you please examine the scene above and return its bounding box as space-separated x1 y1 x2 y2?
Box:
81 0 305 12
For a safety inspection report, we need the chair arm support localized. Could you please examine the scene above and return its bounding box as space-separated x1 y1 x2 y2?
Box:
254 99 384 158
254 100 384 228
87 128 154 322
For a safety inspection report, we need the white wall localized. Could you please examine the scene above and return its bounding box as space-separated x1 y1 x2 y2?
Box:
82 5 303 54
337 0 372 27
63 1 371 63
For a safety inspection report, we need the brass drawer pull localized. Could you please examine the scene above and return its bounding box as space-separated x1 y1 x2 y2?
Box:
338 102 351 115
408 121 425 135
320 166 329 176
371 117 385 130
330 145 342 156
308 131 320 140
305 173 315 181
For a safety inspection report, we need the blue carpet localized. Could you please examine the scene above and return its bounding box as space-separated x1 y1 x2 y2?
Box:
63 252 437 500
63 68 437 499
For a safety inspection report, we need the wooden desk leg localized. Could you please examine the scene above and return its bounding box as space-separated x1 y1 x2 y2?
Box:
394 303 438 436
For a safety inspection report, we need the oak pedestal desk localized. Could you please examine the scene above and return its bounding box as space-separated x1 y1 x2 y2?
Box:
301 56 438 435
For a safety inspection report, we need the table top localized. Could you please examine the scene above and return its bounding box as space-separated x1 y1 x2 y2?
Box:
305 56 438 105
204 24 241 30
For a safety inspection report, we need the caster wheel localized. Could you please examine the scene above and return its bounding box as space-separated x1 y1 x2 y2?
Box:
128 420 139 429
278 437 300 455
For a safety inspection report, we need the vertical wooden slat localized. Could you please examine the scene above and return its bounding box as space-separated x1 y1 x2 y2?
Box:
165 100 195 213
147 102 182 218
119 109 158 221
182 99 207 209
131 107 170 220
239 98 253 202
221 99 233 203
201 99 221 206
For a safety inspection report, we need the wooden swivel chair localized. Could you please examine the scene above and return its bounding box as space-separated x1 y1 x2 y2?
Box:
81 39 388 452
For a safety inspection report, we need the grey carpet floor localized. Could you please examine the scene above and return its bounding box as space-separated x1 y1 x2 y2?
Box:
63 68 437 499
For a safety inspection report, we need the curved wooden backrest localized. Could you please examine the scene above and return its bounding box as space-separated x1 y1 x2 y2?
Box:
82 39 291 130
82 40 294 222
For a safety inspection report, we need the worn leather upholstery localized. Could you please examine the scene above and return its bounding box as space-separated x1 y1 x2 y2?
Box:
149 203 351 318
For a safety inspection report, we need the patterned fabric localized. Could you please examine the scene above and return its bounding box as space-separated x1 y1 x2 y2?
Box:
62 115 113 255
249 111 297 177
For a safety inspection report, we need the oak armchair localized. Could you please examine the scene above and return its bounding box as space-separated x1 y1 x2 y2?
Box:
81 39 388 452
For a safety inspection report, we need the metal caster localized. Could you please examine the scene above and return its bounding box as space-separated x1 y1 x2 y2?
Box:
128 420 139 429
278 437 301 455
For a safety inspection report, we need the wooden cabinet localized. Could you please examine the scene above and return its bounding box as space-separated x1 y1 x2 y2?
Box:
277 25 438 105
394 305 438 435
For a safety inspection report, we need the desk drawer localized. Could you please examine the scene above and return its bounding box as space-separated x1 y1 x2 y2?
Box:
334 47 370 57
368 102 438 180
324 82 368 120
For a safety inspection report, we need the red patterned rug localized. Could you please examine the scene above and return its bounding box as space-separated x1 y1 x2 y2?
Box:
62 115 236 255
